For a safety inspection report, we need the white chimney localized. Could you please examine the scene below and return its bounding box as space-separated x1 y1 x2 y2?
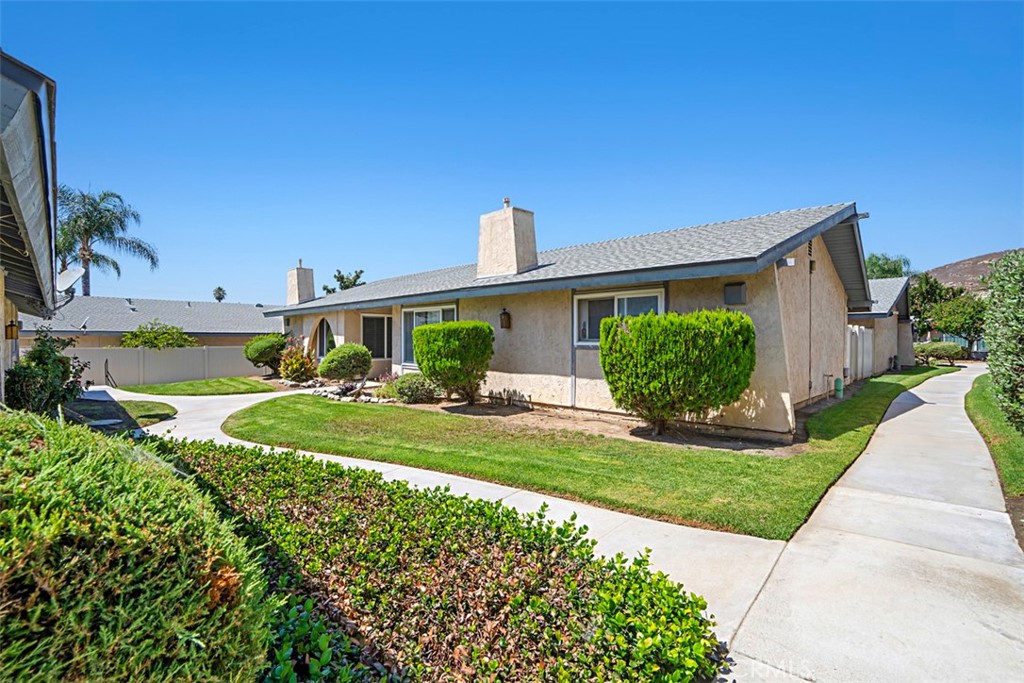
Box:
287 259 315 304
476 200 538 278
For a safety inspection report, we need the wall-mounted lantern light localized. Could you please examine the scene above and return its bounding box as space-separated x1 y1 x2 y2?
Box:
499 308 512 329
5 320 19 341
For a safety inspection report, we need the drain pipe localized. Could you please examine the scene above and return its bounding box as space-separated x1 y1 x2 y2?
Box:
569 288 577 408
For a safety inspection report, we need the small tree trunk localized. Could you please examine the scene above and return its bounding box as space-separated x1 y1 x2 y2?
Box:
652 419 665 436
81 263 91 296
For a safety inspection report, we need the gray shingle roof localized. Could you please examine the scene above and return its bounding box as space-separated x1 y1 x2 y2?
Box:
268 203 865 315
851 277 910 317
20 296 283 335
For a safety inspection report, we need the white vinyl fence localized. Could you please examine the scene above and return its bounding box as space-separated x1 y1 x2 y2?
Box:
67 346 270 387
846 325 874 383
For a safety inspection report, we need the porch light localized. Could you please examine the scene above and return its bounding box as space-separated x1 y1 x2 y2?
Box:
5 320 19 341
499 308 512 329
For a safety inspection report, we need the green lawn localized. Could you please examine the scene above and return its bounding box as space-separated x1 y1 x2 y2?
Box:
965 373 1024 496
223 366 957 540
122 376 274 396
64 399 177 433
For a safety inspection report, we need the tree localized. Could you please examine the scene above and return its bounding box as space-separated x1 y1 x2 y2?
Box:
213 286 226 302
929 294 986 355
984 250 1024 432
909 272 964 333
322 269 365 294
865 252 913 279
56 185 158 296
121 320 198 349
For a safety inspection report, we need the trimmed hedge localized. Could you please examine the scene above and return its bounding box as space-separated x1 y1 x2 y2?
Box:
167 439 729 682
984 250 1024 432
0 412 272 682
378 372 438 403
913 341 965 366
245 333 288 374
412 321 494 404
600 310 756 434
318 343 372 380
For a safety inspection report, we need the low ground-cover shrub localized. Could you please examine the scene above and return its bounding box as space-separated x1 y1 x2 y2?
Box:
121 319 198 349
600 310 756 434
412 321 494 404
3 327 87 414
913 341 965 366
984 250 1024 432
167 439 728 682
280 341 318 382
0 412 271 682
246 333 289 374
319 343 372 380
378 372 437 403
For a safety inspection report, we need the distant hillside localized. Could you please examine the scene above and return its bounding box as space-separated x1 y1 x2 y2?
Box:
926 250 1016 295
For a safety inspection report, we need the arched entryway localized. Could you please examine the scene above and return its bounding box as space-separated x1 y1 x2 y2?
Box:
308 317 336 359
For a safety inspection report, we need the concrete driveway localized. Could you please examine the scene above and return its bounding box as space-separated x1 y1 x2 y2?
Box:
96 364 1024 681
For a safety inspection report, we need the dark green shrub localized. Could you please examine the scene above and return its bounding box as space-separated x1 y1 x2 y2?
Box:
0 413 272 682
913 341 965 366
280 341 317 382
318 343 372 380
166 438 729 682
121 319 198 349
985 249 1024 432
3 327 87 414
245 333 288 374
600 310 756 434
390 372 438 403
411 321 494 404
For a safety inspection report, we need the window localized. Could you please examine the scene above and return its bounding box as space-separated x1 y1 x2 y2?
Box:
362 315 393 360
314 318 336 358
574 290 663 345
401 305 456 365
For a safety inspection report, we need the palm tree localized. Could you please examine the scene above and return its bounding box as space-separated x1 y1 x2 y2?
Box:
56 185 158 296
213 286 226 302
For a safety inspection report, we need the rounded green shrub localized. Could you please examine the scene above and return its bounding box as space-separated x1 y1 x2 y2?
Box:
411 321 494 404
913 341 965 366
121 319 198 349
4 327 86 415
318 343 372 380
600 310 756 434
244 333 288 374
391 372 438 403
984 249 1024 431
0 412 272 682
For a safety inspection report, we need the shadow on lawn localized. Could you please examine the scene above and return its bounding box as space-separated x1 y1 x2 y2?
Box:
64 399 176 435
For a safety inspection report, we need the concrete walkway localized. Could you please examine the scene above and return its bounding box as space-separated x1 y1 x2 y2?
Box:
95 365 1024 681
97 385 783 643
730 363 1024 682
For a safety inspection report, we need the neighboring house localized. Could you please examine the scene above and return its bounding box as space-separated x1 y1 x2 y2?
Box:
266 201 873 441
1 52 57 402
20 296 283 348
847 277 914 376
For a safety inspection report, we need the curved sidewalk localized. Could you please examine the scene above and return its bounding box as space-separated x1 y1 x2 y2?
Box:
97 385 783 643
730 363 1024 682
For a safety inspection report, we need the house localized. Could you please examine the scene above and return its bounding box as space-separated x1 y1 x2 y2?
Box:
265 202 873 441
19 296 283 348
847 277 914 377
1 52 58 402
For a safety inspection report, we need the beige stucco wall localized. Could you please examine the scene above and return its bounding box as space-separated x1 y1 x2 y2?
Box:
20 332 264 349
456 290 572 405
775 235 847 406
897 321 915 368
871 314 898 375
667 265 796 435
288 307 393 377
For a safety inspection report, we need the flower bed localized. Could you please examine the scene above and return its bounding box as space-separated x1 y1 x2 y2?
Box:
167 439 729 682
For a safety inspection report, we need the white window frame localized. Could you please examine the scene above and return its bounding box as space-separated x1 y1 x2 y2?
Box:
573 288 665 347
400 304 457 367
360 314 393 361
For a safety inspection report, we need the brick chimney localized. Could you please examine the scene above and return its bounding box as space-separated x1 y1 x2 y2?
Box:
287 259 315 304
476 199 538 278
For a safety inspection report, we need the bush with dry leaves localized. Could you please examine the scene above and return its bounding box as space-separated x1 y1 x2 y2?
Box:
167 439 730 682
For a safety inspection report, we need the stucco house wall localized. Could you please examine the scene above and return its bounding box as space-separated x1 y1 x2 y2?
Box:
897 321 914 368
776 235 848 407
21 332 270 350
871 315 899 375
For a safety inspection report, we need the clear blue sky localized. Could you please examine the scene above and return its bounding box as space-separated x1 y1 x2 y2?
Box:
3 1 1022 304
